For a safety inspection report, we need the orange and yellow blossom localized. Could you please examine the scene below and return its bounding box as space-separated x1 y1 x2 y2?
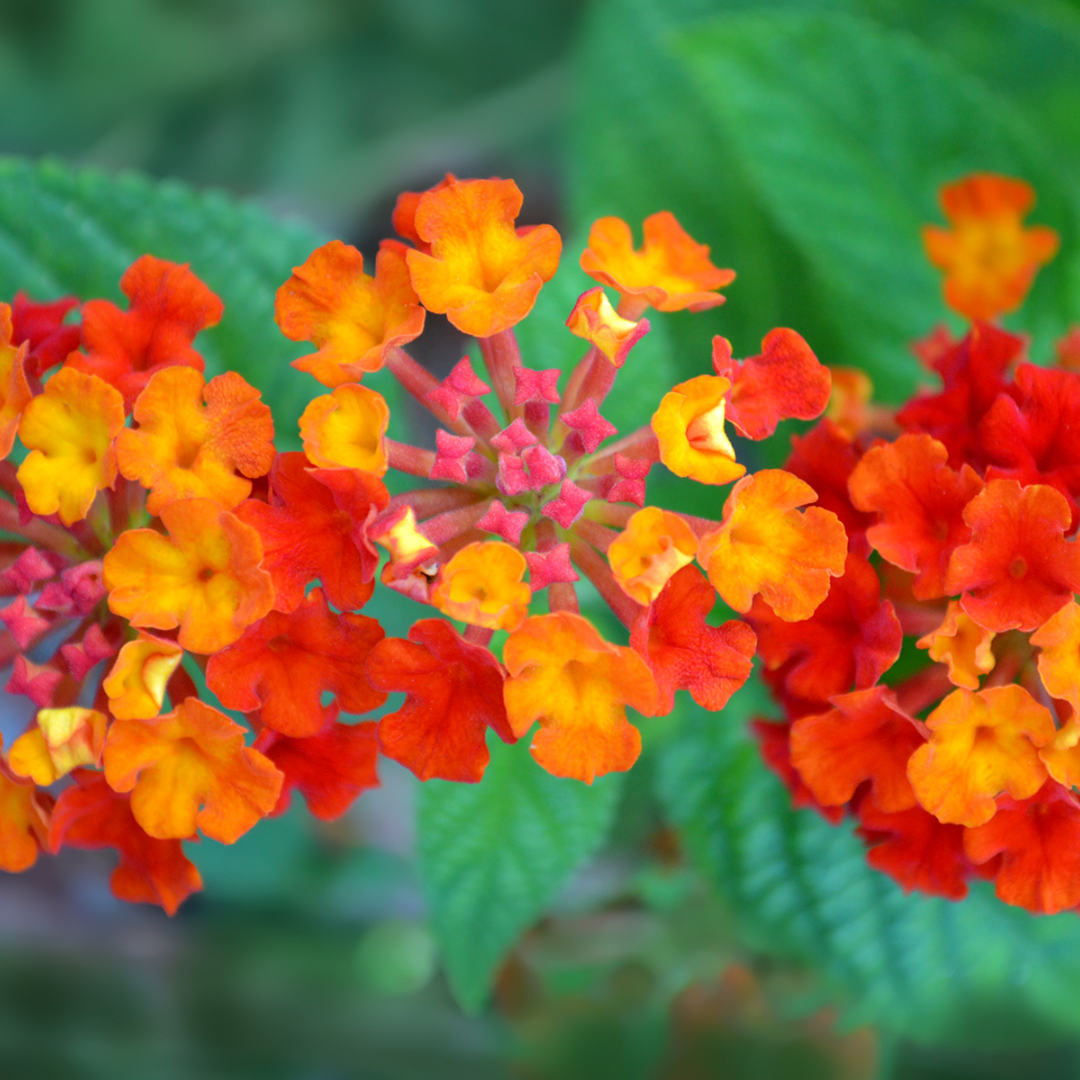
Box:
8 708 107 786
698 469 847 621
652 374 745 486
608 507 698 606
907 685 1055 827
430 540 530 631
17 367 125 525
299 382 390 475
566 287 650 368
103 497 274 654
102 633 185 720
503 612 658 784
116 367 275 514
916 600 996 691
0 303 31 459
405 178 561 337
580 211 734 319
103 697 282 844
922 173 1059 321
276 239 425 387
0 742 51 872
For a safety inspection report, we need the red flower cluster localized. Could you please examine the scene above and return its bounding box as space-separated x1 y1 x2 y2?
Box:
757 173 1080 914
0 175 839 913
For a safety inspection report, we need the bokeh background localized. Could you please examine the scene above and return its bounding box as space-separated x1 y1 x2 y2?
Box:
1 1 1080 1077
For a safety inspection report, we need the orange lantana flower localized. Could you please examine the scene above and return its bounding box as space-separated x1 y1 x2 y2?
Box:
945 479 1080 633
698 469 847 621
69 254 223 409
503 612 658 784
651 374 745 486
0 747 52 872
923 173 1059 321
17 367 125 525
565 287 650 368
0 303 31 459
299 382 390 475
580 212 734 319
116 367 275 514
1031 599 1080 717
907 685 1055 827
608 507 698 606
50 770 203 915
916 600 995 691
102 633 185 720
103 498 274 654
276 239 425 387
103 697 282 844
8 708 108 786
849 433 984 601
430 540 530 631
405 178 561 337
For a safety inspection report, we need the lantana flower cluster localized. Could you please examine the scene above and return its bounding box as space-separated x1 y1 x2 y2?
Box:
0 175 840 914
756 172 1080 915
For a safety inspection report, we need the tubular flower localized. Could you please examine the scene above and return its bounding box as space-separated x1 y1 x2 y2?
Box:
0 303 31 459
68 255 223 409
652 374 745 485
103 697 282 843
698 469 847 621
944 479 1080 632
276 239 424 386
102 634 184 720
791 687 926 814
0 744 54 873
608 507 698 606
366 619 513 784
8 708 108 786
103 497 274 653
922 173 1059 321
256 713 380 821
566 287 650 368
234 451 388 614
916 601 995 691
848 433 984 600
1030 600 1080 716
630 564 755 716
299 382 390 474
205 587 386 738
116 366 275 514
50 770 201 915
711 329 831 441
404 178 561 337
580 211 735 319
504 612 658 783
430 540 530 631
17 367 125 525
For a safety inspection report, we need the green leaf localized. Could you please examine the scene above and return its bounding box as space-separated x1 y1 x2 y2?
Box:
0 156 328 441
418 736 623 1012
657 680 1080 1045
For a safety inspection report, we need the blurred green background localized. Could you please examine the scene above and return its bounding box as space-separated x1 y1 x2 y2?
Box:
3 0 1080 1076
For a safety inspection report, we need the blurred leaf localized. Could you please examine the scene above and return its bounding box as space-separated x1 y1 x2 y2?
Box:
0 156 328 441
418 736 623 1012
657 679 1080 1046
